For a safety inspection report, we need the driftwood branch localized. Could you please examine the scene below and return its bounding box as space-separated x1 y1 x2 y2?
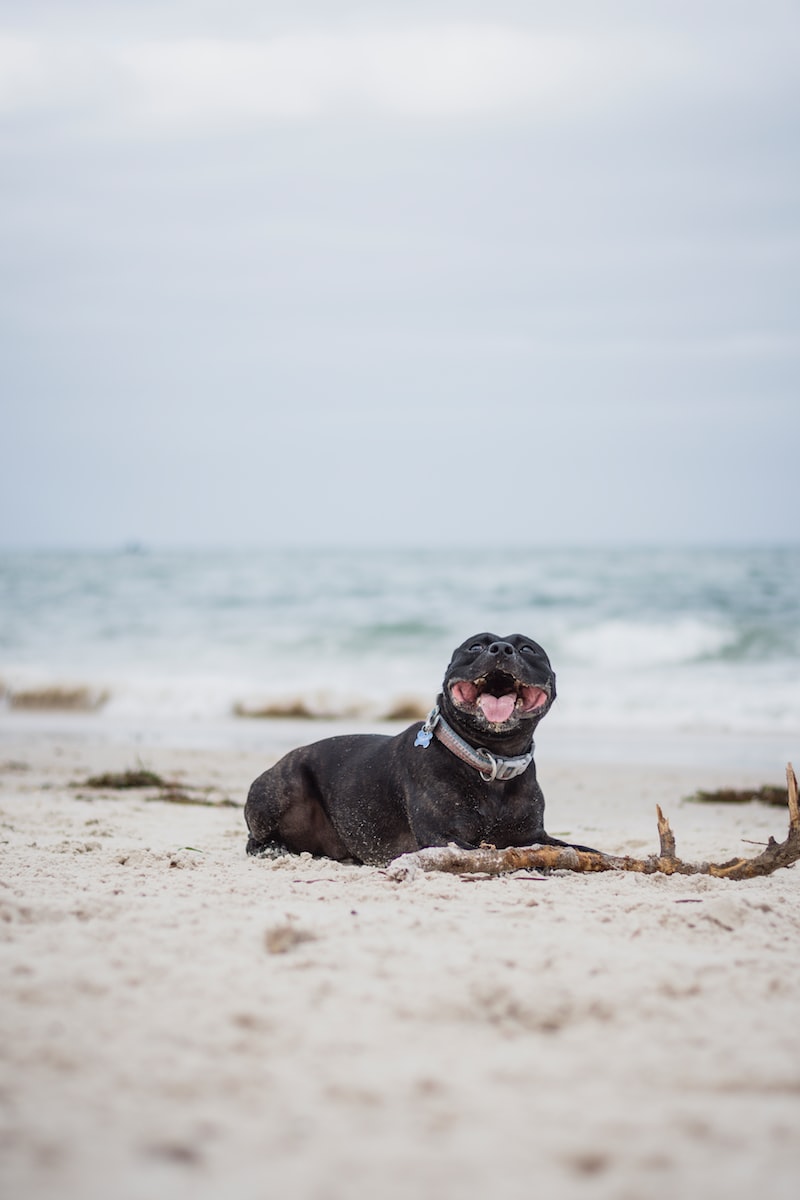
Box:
387 763 800 882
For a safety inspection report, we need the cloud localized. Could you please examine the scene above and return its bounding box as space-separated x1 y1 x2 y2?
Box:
0 24 678 133
0 35 51 112
122 28 599 125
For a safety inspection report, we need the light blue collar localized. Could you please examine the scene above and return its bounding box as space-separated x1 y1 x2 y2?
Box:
414 704 534 783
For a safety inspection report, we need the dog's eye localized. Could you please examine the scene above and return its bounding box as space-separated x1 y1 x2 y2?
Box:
469 642 485 652
521 645 537 656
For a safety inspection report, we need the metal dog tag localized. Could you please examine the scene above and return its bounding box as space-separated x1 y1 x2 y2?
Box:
414 728 433 748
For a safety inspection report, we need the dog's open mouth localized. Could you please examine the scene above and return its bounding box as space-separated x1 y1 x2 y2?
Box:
449 671 550 724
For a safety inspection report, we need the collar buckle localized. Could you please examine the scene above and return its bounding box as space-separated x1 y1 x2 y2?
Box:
475 748 499 782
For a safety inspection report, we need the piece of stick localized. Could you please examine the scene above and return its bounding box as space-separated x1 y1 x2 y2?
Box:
386 763 800 882
656 805 677 859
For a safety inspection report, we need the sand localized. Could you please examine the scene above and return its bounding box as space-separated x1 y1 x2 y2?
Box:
1 720 799 1200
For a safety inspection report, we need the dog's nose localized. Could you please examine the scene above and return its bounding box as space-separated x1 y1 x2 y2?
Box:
488 641 515 658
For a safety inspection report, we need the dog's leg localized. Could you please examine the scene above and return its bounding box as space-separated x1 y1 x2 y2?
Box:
245 764 353 860
531 831 600 854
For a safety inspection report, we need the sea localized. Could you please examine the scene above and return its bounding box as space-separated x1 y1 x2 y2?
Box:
1 546 798 769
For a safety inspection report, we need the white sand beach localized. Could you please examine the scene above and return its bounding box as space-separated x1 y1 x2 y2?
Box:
1 719 799 1200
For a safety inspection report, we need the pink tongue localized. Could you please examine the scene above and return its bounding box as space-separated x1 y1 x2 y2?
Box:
478 693 516 723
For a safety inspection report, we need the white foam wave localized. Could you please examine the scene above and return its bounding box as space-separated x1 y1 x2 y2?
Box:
558 618 730 670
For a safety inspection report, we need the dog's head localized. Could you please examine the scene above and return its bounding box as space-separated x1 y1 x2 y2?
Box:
439 632 556 749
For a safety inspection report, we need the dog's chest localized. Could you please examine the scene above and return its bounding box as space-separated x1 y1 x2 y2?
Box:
462 776 531 840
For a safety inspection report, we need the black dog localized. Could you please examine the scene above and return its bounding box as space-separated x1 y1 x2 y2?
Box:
245 632 594 866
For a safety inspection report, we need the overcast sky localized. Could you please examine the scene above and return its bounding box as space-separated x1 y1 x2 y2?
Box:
1 1 798 548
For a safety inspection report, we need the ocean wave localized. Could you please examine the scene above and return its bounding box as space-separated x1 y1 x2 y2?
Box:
557 617 800 670
693 625 800 664
558 618 730 670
